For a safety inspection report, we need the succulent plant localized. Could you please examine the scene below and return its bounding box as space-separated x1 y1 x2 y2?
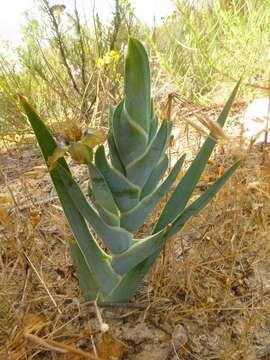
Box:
20 38 241 303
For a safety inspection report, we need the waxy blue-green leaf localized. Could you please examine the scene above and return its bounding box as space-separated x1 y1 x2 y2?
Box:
87 184 117 227
113 38 151 167
88 162 119 226
126 120 172 188
107 132 126 175
105 251 160 303
166 161 242 239
108 103 115 126
111 230 165 275
121 154 186 232
57 165 133 253
95 146 140 212
148 100 158 143
108 104 126 174
113 101 148 167
125 38 151 134
89 195 119 227
69 242 99 301
19 96 65 165
61 189 119 297
140 155 168 199
19 96 119 297
154 80 241 233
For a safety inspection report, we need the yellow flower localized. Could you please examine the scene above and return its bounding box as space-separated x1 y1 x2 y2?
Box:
97 57 105 68
96 50 120 68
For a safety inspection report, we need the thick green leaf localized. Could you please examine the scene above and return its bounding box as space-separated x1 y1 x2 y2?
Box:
113 100 148 167
112 38 151 167
105 250 160 303
121 154 186 232
89 196 120 227
140 155 168 199
88 163 120 226
20 97 119 297
69 241 99 301
58 165 133 254
154 80 241 233
108 104 126 174
95 146 140 212
111 230 164 275
87 184 117 228
60 188 119 297
108 103 115 128
19 96 66 166
107 132 126 175
166 161 242 239
125 38 151 134
148 100 158 143
126 120 172 188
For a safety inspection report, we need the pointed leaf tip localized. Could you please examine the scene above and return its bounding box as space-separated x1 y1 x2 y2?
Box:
124 38 151 134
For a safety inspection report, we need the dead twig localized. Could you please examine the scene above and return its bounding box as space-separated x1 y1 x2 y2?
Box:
25 333 103 359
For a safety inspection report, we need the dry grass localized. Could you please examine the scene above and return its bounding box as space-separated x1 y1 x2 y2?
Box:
1 101 270 360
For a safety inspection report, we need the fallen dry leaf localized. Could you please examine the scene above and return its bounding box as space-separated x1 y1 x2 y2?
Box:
96 332 124 360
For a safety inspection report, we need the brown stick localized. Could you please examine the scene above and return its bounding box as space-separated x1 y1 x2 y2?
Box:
25 333 103 360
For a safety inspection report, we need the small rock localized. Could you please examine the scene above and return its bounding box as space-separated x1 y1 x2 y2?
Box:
171 324 188 348
242 98 270 144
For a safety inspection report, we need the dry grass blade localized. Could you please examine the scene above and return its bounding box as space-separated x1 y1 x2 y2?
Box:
23 252 61 313
24 333 103 359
